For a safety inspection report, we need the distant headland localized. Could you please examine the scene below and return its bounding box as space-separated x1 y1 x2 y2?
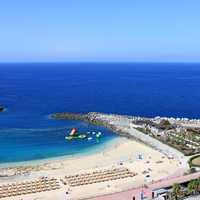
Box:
0 105 5 112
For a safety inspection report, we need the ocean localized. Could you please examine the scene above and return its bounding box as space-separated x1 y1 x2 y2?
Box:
0 62 200 164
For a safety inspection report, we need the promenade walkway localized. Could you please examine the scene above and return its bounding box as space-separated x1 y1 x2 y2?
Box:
89 172 200 200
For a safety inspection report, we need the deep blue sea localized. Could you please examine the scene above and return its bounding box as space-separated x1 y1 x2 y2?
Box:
0 63 200 164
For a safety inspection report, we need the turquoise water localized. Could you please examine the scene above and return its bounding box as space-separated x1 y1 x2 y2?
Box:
1 63 200 164
0 121 116 164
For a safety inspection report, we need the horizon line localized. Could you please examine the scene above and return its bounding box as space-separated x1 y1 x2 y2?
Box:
0 61 200 64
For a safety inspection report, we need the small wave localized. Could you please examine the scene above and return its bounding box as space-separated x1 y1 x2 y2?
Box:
0 126 69 133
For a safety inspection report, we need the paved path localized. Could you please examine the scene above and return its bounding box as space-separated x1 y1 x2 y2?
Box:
89 172 200 200
88 187 152 200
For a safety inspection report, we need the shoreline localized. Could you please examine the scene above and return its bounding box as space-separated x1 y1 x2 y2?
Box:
0 112 192 199
52 112 187 158
0 112 190 171
0 136 121 169
0 135 184 178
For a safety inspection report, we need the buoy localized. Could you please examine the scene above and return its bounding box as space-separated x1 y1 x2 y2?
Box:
96 134 101 138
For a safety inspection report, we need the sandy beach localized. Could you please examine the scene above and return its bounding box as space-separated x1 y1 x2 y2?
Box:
0 135 188 200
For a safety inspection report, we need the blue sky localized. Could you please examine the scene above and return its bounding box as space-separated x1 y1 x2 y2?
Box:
0 0 200 62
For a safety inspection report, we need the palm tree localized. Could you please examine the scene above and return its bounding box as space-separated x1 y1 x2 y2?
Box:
194 179 200 194
172 183 181 200
197 178 200 192
187 180 195 195
187 179 200 195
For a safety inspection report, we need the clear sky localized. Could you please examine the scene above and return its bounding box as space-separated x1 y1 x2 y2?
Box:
0 0 200 62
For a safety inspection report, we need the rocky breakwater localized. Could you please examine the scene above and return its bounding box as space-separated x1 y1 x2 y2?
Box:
51 112 132 138
51 112 87 121
51 112 111 127
52 112 188 163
